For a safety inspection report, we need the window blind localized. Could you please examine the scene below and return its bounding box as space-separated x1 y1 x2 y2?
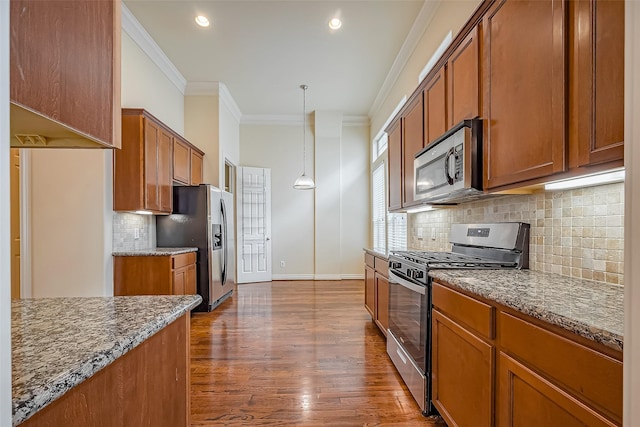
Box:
372 162 386 253
388 213 407 252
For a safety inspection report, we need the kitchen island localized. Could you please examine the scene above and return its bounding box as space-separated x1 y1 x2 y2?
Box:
11 294 201 426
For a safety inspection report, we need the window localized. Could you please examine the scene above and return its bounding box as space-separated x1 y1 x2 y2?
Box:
373 133 388 161
388 213 407 251
372 163 386 253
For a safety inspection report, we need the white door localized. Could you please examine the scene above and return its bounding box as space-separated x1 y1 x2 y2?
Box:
236 167 272 283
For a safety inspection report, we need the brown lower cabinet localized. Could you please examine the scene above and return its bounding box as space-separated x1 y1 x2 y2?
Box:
364 251 389 336
114 252 197 296
432 282 622 427
20 314 190 427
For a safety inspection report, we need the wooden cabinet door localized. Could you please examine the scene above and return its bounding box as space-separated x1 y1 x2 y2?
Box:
374 273 389 335
173 267 186 295
497 353 616 427
144 120 161 212
158 129 173 213
570 0 624 168
483 0 567 190
10 0 121 148
387 121 403 211
432 310 494 427
448 25 480 128
364 264 375 318
173 138 191 185
424 67 447 145
190 151 204 186
402 95 424 207
185 264 197 295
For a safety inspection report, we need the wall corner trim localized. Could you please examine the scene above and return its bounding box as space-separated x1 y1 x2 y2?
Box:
368 0 442 119
185 82 243 123
121 3 187 94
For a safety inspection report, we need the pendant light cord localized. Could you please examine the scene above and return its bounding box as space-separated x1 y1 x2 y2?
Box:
301 84 308 175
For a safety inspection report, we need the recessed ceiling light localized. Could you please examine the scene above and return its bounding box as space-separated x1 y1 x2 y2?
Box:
328 17 342 30
195 15 210 28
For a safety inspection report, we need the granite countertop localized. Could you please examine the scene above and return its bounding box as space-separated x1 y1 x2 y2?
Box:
429 269 623 352
112 247 198 256
11 294 202 426
364 248 389 259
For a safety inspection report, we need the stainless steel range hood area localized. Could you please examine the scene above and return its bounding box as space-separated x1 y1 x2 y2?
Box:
9 103 116 149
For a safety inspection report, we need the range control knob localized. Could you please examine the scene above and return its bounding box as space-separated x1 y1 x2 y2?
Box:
390 261 401 269
413 270 424 279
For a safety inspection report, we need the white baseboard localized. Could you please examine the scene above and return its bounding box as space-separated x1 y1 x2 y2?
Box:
313 274 343 281
270 274 363 281
271 274 315 281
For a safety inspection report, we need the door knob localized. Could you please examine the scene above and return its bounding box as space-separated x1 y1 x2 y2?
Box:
266 237 271 241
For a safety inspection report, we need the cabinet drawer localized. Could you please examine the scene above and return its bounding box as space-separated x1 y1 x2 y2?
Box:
172 252 196 269
374 256 388 277
432 283 494 339
364 253 375 268
498 312 622 423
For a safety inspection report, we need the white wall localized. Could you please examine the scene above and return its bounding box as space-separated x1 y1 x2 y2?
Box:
239 120 368 279
121 32 185 135
624 1 640 424
30 150 112 297
185 86 241 188
371 0 481 135
240 124 316 278
185 96 220 186
1 0 12 422
340 124 370 277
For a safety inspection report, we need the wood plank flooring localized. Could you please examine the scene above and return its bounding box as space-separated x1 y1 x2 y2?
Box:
190 280 446 426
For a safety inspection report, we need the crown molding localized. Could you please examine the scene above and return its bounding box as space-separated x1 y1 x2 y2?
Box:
219 83 243 123
241 114 368 126
184 81 218 96
343 116 370 127
121 3 187 94
240 114 302 126
368 0 441 119
185 82 242 123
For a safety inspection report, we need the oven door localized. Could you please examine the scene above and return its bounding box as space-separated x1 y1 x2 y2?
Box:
388 270 429 373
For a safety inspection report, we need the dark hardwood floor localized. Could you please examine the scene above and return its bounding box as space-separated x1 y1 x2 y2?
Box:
190 280 445 426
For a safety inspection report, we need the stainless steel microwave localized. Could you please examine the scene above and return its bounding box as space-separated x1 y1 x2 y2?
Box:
414 118 483 204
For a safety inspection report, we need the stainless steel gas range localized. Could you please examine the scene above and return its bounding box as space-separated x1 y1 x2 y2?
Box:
386 222 530 415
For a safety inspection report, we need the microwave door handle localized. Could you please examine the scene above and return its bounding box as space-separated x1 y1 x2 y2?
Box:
444 148 455 185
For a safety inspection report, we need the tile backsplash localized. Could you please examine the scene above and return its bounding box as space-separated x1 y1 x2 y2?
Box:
409 182 624 285
113 213 155 252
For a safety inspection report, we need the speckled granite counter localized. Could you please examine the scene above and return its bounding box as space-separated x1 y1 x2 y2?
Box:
11 294 202 426
429 270 623 352
112 247 197 256
364 248 389 259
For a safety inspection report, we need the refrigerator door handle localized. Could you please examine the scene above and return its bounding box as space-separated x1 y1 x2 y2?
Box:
220 198 228 286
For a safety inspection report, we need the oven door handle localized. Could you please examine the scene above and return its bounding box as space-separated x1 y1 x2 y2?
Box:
389 271 426 295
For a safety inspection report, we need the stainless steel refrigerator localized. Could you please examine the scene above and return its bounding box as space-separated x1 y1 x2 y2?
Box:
157 184 235 312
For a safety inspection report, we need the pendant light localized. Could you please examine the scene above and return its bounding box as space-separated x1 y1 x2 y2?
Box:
293 84 316 190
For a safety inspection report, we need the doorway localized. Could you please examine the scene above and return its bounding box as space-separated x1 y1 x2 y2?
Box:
236 166 272 283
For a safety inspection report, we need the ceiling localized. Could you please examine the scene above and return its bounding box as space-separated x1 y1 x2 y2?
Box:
123 0 427 119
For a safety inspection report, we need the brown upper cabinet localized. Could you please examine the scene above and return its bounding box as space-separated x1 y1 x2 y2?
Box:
190 151 204 186
483 0 567 190
402 95 424 208
424 67 447 146
569 0 624 169
10 0 121 148
387 120 403 211
115 109 174 214
173 135 205 186
447 25 481 128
